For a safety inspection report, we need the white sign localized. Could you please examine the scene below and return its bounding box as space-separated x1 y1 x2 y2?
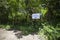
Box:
32 13 41 19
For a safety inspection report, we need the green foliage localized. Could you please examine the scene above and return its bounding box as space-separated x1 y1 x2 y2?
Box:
0 0 60 40
0 25 11 29
38 23 59 40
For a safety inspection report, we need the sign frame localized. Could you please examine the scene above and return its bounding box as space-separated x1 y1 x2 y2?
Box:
32 13 42 19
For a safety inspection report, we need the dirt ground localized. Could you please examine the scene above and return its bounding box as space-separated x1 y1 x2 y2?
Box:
0 29 47 40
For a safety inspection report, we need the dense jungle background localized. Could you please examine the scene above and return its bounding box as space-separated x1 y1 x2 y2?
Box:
0 0 60 40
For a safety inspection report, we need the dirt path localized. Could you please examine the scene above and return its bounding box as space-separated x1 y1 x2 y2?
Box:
19 34 45 40
0 29 46 40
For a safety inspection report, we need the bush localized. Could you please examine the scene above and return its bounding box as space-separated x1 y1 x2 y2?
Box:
38 23 58 40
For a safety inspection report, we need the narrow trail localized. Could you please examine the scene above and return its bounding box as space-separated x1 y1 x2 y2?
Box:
19 34 44 40
0 29 46 40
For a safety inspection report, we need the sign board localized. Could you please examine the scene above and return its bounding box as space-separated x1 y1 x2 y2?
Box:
32 13 42 19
